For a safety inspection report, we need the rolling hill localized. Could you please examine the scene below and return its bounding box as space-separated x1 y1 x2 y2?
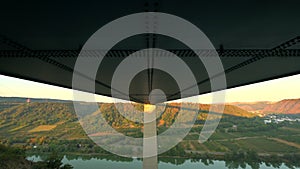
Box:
262 99 300 114
229 101 272 113
0 97 256 142
229 99 300 115
0 102 86 141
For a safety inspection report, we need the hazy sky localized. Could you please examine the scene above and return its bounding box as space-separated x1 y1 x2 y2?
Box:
0 74 299 103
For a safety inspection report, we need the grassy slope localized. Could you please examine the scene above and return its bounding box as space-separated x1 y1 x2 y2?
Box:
0 102 255 140
0 102 86 141
1 101 299 155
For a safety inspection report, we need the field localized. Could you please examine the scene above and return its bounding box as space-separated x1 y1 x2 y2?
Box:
181 124 300 155
9 125 28 132
29 125 57 132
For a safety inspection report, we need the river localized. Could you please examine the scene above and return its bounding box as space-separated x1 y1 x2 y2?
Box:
27 155 299 169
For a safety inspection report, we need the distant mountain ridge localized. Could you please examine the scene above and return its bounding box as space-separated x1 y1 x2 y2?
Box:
262 99 300 114
229 101 272 113
0 96 71 103
2 96 300 116
229 98 300 115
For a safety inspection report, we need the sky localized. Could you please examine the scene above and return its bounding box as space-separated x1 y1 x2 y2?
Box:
0 74 299 104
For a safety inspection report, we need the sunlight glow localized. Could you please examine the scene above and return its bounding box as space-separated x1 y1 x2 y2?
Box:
0 74 299 103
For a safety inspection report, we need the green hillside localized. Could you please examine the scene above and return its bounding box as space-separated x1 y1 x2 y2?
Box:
0 102 86 144
0 101 255 143
0 99 299 166
1 98 300 168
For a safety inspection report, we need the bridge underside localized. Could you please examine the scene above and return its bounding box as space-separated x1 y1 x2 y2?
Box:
0 1 299 103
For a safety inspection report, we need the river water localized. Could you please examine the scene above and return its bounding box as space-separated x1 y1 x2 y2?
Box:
27 155 298 169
